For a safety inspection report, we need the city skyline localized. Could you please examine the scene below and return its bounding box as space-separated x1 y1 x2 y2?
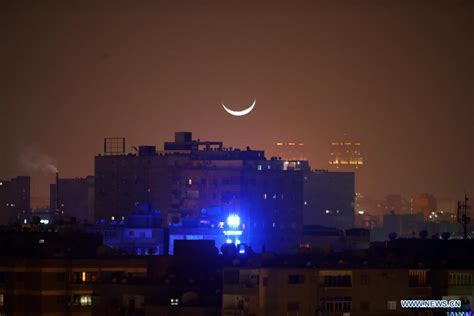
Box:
1 0 473 201
0 2 472 314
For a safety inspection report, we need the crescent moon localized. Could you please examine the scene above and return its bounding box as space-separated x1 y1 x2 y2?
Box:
222 99 256 116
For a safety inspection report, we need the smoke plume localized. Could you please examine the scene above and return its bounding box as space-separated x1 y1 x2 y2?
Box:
19 146 59 174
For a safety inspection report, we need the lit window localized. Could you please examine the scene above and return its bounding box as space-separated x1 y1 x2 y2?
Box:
263 193 267 199
79 272 97 283
80 295 92 306
170 298 179 306
304 201 307 205
257 165 262 171
187 178 192 185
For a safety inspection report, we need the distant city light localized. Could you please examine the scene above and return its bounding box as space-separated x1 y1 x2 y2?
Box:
40 219 49 224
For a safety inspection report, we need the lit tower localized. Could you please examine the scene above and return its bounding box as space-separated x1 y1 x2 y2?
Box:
274 141 306 161
329 140 364 170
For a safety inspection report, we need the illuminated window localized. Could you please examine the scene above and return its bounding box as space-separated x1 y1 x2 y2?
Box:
170 298 179 306
187 178 192 185
78 272 97 283
263 193 267 200
257 165 262 171
80 295 92 306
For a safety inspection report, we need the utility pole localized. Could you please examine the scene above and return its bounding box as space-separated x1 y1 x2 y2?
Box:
457 194 471 239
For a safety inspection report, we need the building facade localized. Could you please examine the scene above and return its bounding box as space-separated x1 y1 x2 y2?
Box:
50 176 94 223
0 176 30 225
95 132 304 254
223 266 474 316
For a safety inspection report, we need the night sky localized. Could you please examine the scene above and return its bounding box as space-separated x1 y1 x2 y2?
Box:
1 0 472 202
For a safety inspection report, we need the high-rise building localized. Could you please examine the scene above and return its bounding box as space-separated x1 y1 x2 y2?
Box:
0 176 30 224
274 141 306 161
50 176 94 223
329 141 363 170
94 132 304 254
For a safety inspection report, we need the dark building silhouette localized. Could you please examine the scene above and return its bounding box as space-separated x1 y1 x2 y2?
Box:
0 176 30 225
50 176 94 223
304 170 355 229
95 132 303 254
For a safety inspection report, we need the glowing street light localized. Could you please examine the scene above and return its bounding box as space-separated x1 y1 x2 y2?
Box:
227 214 240 229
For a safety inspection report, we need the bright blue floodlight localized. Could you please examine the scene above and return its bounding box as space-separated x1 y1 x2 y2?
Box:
227 214 240 229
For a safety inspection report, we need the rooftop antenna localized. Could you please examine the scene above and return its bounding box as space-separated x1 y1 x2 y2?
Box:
456 193 470 239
